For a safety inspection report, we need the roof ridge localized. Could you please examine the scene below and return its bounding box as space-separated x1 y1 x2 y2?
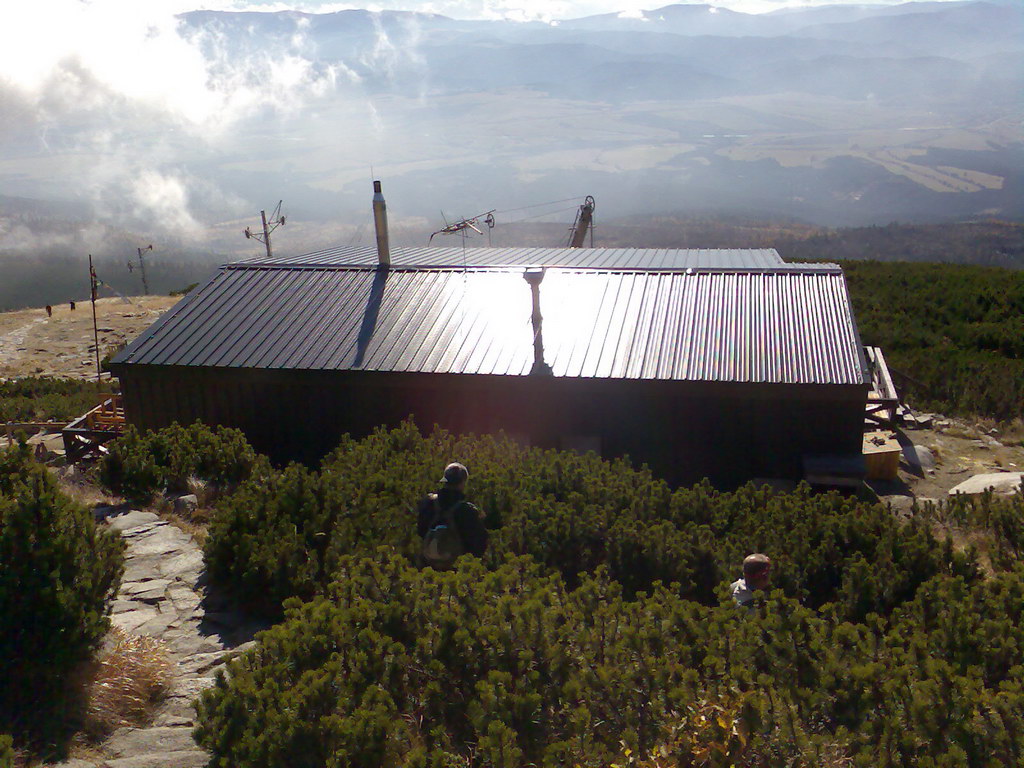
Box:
223 262 839 274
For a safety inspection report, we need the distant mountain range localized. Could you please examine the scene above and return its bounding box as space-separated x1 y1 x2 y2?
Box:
0 1 1020 248
178 1 1024 227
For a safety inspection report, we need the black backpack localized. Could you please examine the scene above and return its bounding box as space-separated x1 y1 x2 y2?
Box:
420 494 465 570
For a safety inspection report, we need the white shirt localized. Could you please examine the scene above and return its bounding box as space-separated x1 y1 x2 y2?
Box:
730 578 756 608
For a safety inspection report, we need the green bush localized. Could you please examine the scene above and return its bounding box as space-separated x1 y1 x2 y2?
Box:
0 443 124 742
191 424 1024 766
205 421 973 622
195 552 1024 768
841 261 1024 421
100 421 261 504
0 376 116 424
0 734 11 768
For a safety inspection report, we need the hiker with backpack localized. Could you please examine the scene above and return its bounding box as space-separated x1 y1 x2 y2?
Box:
417 462 488 569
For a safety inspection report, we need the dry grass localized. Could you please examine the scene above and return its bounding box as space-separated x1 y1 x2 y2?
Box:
913 497 1017 578
153 476 215 545
79 627 173 741
155 503 210 546
53 464 115 509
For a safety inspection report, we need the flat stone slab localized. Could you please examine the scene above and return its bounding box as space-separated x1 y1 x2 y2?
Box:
165 585 202 613
152 710 195 728
168 677 217 700
134 612 182 639
110 607 161 634
104 727 198 758
97 504 265 768
121 556 175 584
124 587 170 603
176 651 232 677
106 511 161 533
129 529 192 557
120 522 168 539
153 696 199 726
158 550 203 580
121 579 172 596
949 472 1023 496
110 599 141 615
102 750 207 768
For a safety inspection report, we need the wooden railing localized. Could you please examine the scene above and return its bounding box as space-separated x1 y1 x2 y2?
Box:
84 394 125 431
62 395 127 463
864 346 899 425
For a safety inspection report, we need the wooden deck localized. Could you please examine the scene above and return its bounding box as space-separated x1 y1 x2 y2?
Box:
864 346 899 426
62 395 126 462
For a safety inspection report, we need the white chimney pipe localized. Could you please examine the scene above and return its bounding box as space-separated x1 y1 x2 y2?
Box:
372 180 390 267
524 267 552 376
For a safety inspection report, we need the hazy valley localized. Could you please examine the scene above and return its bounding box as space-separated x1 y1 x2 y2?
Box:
1 0 1021 265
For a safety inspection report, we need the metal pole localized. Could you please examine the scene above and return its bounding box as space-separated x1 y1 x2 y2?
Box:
137 247 150 295
261 210 273 260
89 254 101 384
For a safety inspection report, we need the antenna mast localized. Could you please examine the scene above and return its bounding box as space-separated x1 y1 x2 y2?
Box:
131 244 153 295
89 255 101 383
567 196 596 248
245 201 286 259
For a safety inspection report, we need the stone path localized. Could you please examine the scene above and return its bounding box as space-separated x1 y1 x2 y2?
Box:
58 509 262 768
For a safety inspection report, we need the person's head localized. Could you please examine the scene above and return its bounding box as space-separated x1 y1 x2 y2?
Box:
742 553 772 590
440 462 469 491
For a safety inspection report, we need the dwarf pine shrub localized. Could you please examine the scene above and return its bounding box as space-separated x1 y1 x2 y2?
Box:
100 421 260 504
205 421 973 622
0 376 116 424
110 420 1023 765
195 553 1024 767
0 443 124 742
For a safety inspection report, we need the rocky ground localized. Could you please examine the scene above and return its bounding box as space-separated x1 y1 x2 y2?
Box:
52 507 264 768
0 297 176 380
869 413 1024 508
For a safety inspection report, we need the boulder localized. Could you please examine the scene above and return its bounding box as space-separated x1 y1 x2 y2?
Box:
915 413 934 428
948 472 1023 497
883 494 916 514
172 494 199 515
901 443 936 472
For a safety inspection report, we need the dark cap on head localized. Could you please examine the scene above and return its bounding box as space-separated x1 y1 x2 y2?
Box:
440 462 469 485
743 553 772 577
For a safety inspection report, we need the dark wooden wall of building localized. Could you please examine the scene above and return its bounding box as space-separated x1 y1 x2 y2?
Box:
116 365 867 487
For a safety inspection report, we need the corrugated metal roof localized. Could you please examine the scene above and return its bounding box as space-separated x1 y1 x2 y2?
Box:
114 264 869 386
235 245 791 270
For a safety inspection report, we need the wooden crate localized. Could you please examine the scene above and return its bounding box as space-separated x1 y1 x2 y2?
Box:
863 430 902 481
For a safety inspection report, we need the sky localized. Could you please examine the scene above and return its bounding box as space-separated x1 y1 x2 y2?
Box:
167 0 965 20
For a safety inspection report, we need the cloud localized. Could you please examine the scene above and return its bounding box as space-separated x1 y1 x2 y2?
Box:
129 171 200 231
0 0 346 233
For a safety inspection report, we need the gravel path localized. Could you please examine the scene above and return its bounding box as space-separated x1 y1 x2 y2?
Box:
55 510 263 768
0 297 175 380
